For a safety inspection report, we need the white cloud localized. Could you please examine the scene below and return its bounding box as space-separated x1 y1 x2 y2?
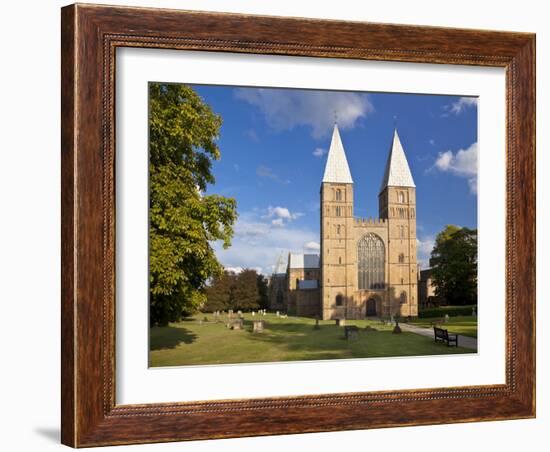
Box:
225 266 244 274
265 206 292 220
224 266 263 275
214 211 318 276
433 142 478 194
417 236 435 269
313 147 327 158
304 241 320 251
245 128 259 142
256 165 290 185
235 88 374 139
263 206 303 228
442 97 478 116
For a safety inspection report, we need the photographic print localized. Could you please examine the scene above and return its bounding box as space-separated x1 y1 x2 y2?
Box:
148 83 479 367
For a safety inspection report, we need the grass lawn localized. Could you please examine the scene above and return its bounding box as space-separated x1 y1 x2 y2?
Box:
150 313 474 367
408 316 478 338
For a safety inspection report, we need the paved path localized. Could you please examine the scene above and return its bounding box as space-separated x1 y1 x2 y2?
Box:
399 323 478 351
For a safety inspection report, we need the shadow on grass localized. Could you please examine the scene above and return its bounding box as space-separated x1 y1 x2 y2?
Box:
150 325 198 351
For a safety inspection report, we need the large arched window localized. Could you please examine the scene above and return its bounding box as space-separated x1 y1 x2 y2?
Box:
357 233 385 290
335 189 342 201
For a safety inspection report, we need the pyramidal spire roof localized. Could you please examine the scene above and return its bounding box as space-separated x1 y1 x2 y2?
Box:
273 252 287 275
380 129 415 193
322 124 353 184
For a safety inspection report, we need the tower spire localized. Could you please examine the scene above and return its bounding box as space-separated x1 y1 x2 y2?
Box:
379 128 415 193
322 124 353 184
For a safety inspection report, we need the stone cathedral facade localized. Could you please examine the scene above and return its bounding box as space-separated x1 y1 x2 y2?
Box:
268 124 418 320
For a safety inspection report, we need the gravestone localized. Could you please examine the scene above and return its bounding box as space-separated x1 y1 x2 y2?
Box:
276 311 280 317
444 314 450 323
335 318 346 327
228 319 243 330
252 320 265 333
252 311 255 316
344 325 359 340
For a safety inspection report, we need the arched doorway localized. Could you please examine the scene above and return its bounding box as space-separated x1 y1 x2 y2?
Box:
366 298 377 317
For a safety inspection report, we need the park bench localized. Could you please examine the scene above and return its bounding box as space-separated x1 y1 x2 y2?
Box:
433 326 458 347
344 325 359 340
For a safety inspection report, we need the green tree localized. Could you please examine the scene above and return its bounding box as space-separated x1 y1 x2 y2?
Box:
256 273 269 309
203 271 236 312
232 269 260 311
429 225 478 306
149 83 237 326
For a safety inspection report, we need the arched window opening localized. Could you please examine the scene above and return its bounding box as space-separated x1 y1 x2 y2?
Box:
398 253 405 263
338 256 342 265
400 292 407 304
336 206 341 217
337 224 341 235
335 189 342 201
357 233 385 290
398 191 405 203
335 294 344 306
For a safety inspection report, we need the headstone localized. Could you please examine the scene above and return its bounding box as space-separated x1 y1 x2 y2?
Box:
444 314 450 323
335 318 346 327
252 311 255 316
344 325 359 340
237 310 242 315
276 311 280 317
229 319 243 330
253 320 265 333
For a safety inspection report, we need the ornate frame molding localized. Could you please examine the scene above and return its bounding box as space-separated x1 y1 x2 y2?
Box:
61 4 535 447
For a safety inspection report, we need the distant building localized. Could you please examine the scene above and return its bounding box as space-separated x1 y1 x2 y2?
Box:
268 124 419 319
418 268 437 309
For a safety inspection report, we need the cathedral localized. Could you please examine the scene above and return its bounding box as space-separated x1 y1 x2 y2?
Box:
268 124 418 320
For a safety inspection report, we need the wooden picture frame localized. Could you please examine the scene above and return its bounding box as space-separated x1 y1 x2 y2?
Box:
61 3 536 447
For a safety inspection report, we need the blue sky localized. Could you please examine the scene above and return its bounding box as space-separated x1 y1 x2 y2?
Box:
189 84 478 274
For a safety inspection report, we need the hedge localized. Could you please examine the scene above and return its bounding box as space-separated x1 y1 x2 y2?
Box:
418 305 476 318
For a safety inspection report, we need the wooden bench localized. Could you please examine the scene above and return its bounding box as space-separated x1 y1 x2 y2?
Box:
433 326 458 347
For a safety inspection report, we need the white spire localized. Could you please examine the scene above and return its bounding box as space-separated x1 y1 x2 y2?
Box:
322 124 353 184
380 129 415 193
273 252 287 275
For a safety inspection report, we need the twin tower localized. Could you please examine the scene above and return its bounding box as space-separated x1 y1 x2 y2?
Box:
319 124 418 319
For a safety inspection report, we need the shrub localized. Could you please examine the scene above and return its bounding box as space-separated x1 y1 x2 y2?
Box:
418 305 476 318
